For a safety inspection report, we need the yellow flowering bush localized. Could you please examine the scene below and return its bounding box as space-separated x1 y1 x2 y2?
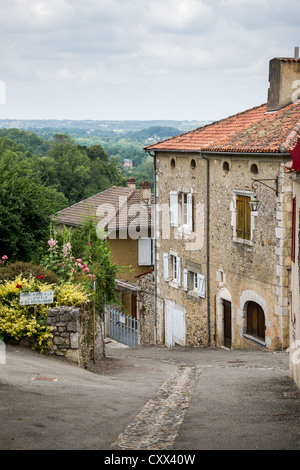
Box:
53 283 89 307
0 275 89 351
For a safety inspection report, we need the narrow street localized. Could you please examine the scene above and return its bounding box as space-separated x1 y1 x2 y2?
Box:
0 342 300 451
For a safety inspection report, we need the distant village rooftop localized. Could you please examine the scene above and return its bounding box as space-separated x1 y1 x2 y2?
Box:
53 178 154 231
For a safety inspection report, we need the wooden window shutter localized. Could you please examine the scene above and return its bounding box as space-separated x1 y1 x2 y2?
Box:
244 196 251 241
170 191 179 227
292 197 296 263
236 195 251 240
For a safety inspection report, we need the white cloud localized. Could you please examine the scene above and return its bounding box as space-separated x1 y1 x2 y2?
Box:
0 0 299 120
145 0 214 34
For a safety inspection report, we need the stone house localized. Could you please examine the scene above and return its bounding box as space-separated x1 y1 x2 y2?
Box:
145 51 300 351
53 178 154 320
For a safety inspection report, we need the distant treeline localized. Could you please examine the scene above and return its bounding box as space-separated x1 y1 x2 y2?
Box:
0 130 126 207
0 121 210 206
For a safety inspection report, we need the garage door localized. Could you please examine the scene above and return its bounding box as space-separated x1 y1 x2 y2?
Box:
166 305 185 347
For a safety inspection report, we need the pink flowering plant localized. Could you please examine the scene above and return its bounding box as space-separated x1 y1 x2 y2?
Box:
41 227 94 286
41 220 118 315
1 255 8 266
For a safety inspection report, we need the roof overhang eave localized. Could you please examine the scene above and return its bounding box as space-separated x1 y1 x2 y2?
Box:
146 148 291 157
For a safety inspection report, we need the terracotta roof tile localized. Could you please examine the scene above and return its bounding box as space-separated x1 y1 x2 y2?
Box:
144 101 300 154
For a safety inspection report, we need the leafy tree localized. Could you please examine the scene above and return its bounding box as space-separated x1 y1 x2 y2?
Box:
87 144 109 162
0 152 67 261
39 134 91 205
0 129 50 155
36 134 126 204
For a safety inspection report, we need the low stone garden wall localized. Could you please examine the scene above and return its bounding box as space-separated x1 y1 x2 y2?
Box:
137 270 155 344
45 302 105 368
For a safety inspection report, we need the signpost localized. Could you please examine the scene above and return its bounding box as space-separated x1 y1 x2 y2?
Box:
19 291 54 317
19 291 54 306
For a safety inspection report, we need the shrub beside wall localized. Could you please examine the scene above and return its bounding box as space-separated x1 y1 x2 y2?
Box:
0 275 105 366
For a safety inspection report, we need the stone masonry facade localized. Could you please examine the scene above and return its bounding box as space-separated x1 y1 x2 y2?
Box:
154 151 292 351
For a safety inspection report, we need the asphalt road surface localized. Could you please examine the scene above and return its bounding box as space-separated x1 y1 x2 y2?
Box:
1 342 300 451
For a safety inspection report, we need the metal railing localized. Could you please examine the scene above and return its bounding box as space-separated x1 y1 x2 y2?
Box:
107 307 138 347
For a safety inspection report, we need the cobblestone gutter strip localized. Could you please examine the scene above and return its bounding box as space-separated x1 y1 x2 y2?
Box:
113 364 201 450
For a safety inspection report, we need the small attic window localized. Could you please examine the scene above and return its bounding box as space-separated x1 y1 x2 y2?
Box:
250 164 258 175
170 158 176 169
223 161 230 173
191 159 196 169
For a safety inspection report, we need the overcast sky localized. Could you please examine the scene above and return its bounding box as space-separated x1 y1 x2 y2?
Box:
0 0 299 122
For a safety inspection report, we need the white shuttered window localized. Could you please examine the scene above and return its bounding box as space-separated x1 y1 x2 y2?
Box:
197 273 206 298
171 191 193 230
163 253 170 281
170 191 179 227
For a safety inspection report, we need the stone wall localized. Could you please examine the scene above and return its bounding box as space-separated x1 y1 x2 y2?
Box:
137 270 155 344
46 303 105 368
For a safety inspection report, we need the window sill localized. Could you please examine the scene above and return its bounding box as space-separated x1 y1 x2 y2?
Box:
186 290 201 300
169 281 179 289
175 226 194 240
233 237 254 247
242 333 266 347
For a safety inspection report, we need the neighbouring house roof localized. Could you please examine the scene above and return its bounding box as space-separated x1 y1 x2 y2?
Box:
52 186 154 231
144 101 300 154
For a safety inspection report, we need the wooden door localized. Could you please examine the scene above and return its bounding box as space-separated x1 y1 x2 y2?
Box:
247 302 265 340
224 300 232 349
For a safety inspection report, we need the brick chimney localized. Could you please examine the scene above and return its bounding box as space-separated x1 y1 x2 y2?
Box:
140 181 152 205
126 177 136 190
267 47 300 112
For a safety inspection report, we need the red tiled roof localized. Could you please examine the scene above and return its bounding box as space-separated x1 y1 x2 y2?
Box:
53 186 154 230
144 101 300 154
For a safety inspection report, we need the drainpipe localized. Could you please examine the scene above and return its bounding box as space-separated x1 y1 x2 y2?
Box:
200 152 211 347
148 151 157 344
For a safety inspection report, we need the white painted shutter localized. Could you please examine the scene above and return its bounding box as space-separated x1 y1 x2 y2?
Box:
197 273 206 298
163 253 170 281
138 238 152 266
170 191 179 227
183 268 188 291
187 193 193 231
176 256 181 286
